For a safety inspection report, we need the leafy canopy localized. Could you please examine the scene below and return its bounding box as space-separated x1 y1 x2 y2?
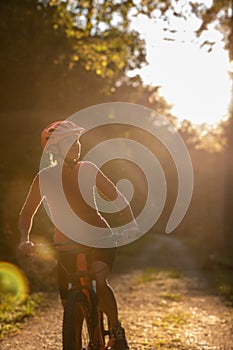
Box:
42 0 148 80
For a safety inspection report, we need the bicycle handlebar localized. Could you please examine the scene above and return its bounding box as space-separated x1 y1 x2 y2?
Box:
35 242 108 276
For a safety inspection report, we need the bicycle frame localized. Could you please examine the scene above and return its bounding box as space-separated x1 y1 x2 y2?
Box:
37 242 108 350
76 252 106 349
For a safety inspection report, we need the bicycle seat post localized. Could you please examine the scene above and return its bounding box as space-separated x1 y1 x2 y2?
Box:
77 252 89 286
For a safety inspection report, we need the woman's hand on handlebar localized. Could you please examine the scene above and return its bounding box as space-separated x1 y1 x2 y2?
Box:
18 240 35 256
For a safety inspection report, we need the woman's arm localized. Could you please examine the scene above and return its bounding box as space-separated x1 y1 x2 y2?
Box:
18 173 43 255
95 166 137 227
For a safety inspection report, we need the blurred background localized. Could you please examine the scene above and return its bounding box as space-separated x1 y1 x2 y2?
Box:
0 0 233 292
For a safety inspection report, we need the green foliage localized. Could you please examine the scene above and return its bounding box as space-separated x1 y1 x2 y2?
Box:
215 266 233 303
0 293 43 339
134 267 181 285
134 267 161 284
44 0 147 80
153 311 189 328
159 292 183 302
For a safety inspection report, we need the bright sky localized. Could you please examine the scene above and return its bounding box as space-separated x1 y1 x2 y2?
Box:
129 14 231 126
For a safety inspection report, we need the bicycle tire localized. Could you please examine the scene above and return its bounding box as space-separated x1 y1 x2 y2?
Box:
62 289 94 350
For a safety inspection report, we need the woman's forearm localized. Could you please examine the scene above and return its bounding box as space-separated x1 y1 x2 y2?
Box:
18 215 33 242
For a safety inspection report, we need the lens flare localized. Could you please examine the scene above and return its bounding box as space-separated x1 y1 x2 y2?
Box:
0 261 29 303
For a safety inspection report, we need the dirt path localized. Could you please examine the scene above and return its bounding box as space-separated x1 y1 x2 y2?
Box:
1 234 233 349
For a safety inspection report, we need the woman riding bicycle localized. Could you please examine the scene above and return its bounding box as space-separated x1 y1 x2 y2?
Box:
18 120 138 350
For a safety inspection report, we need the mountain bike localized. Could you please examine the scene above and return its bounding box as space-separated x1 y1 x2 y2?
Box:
37 242 111 350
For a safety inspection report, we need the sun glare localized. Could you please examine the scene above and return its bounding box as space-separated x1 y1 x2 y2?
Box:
0 261 29 303
130 14 231 126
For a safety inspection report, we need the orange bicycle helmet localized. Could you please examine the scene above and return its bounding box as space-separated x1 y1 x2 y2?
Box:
41 120 85 150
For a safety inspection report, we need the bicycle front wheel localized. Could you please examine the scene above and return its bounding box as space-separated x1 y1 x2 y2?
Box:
62 290 93 350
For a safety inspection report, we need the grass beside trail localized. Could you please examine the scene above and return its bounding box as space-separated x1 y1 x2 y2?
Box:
0 293 43 340
214 266 233 304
